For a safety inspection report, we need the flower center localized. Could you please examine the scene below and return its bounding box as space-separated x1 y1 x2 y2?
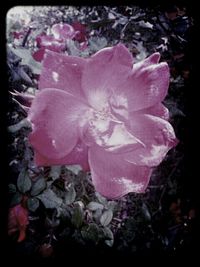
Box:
89 107 121 132
80 103 143 153
80 106 120 147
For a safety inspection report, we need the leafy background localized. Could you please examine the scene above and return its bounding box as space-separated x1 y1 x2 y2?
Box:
5 4 198 262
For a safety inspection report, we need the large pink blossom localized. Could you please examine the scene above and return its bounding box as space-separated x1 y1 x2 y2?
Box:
28 44 178 199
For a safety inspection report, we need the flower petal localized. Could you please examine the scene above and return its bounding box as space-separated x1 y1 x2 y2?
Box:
34 139 90 171
125 114 178 166
36 33 49 47
88 146 153 199
71 22 87 42
93 43 133 67
39 50 86 98
124 54 170 111
28 88 88 160
8 204 29 242
36 34 66 51
135 103 169 120
32 48 46 62
51 23 76 40
137 52 161 66
82 116 144 154
102 123 144 153
82 43 133 110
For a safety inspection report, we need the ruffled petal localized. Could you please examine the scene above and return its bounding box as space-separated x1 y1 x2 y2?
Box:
39 50 86 98
124 53 170 112
28 88 88 160
88 146 153 199
125 114 178 166
82 113 144 153
82 43 133 110
34 139 90 171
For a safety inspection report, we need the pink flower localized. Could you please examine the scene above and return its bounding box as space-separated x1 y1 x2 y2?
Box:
51 23 77 40
72 22 88 51
28 44 178 199
12 28 29 45
33 33 66 62
13 31 24 39
8 204 29 242
33 22 87 62
71 21 87 42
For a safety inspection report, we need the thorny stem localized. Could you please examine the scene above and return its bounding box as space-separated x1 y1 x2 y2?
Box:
22 28 32 47
120 22 129 40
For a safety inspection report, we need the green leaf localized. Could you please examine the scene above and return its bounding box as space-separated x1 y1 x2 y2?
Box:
10 192 22 207
107 201 117 211
8 118 31 133
31 176 46 196
45 216 60 228
141 203 151 221
87 201 104 211
49 166 61 180
66 39 81 56
18 67 33 85
27 197 39 212
93 208 103 222
100 210 113 227
59 206 71 221
9 47 42 74
105 239 114 247
89 37 108 52
66 165 82 175
81 223 102 243
63 39 90 58
71 205 84 228
103 227 114 239
64 184 76 205
37 189 62 209
17 169 32 194
103 227 114 247
8 183 16 193
95 192 107 205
